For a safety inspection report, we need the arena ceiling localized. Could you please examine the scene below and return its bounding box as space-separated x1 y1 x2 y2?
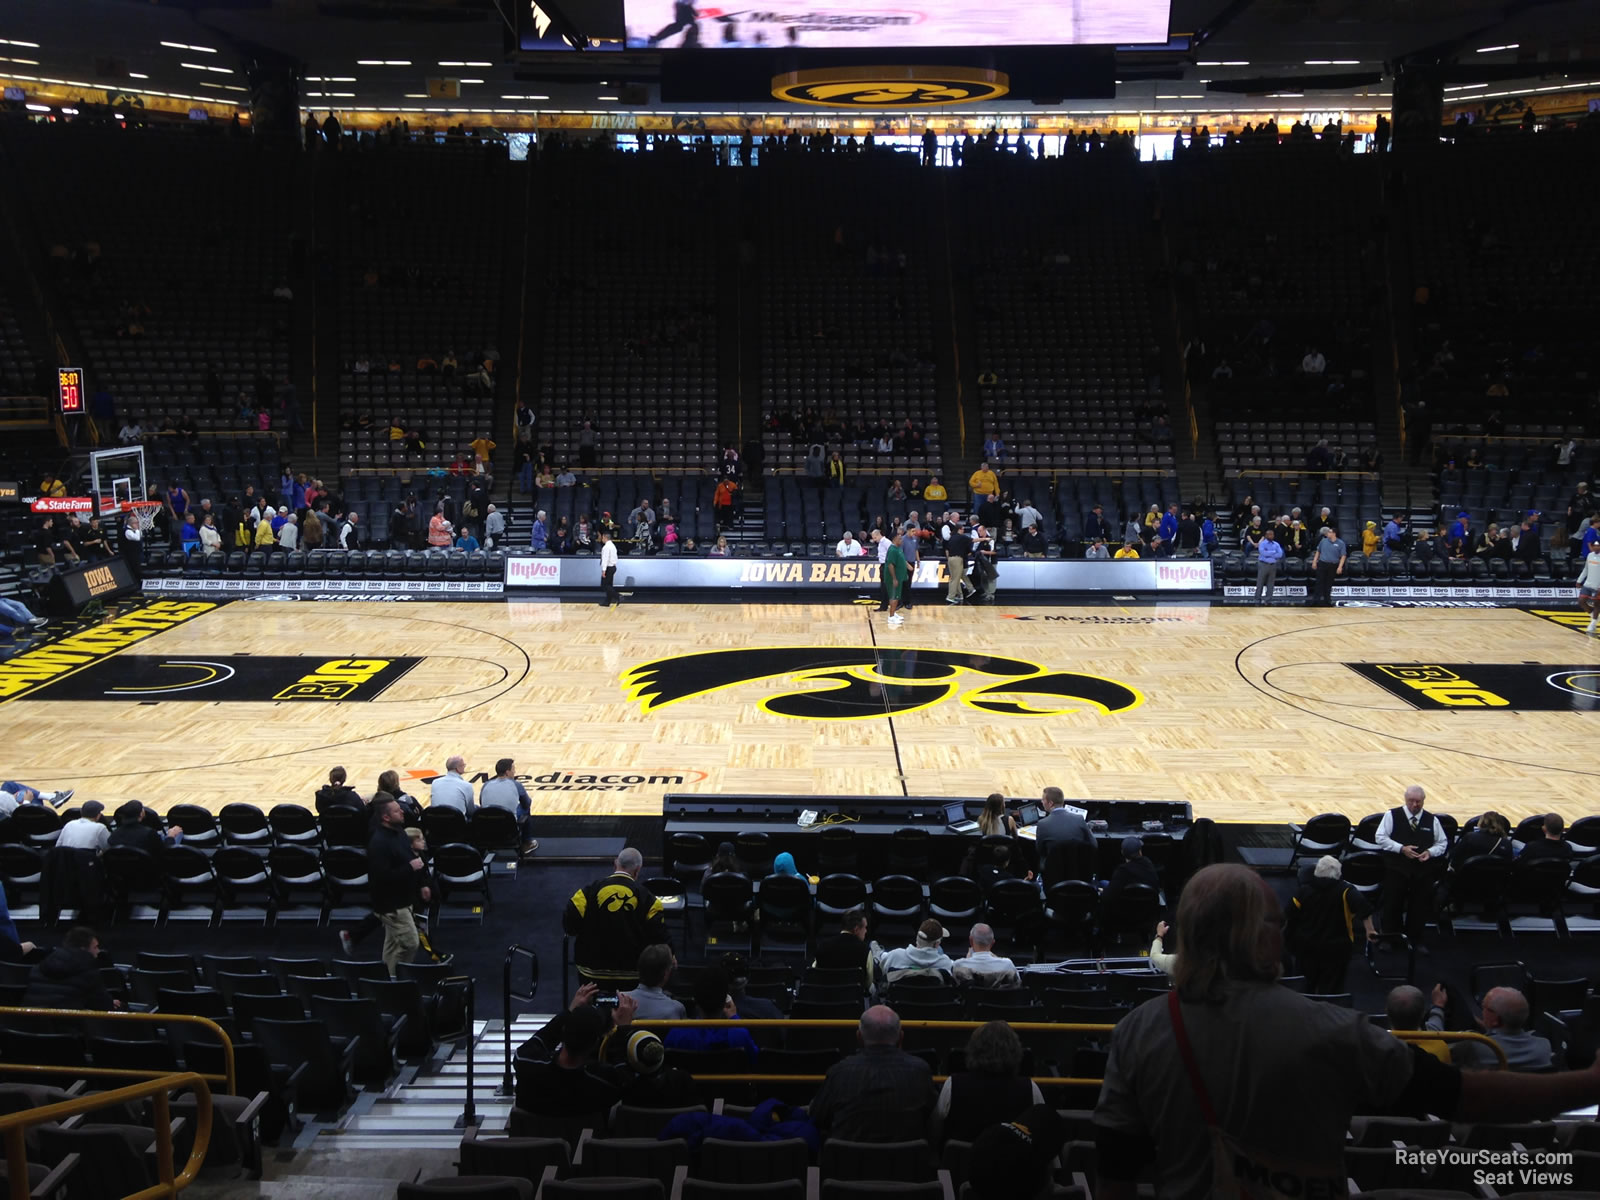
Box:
6 0 1600 116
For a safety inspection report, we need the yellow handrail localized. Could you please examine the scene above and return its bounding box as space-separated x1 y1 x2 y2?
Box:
0 1008 237 1095
1393 1028 1509 1069
0 1071 212 1200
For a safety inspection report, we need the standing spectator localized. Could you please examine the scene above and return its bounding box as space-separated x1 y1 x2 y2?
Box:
529 511 548 552
1577 539 1600 635
1285 856 1375 995
367 796 425 977
1375 785 1446 952
898 521 920 611
578 421 599 469
563 848 667 988
480 757 538 854
968 461 999 499
484 504 505 550
1309 526 1347 606
1254 527 1284 604
599 529 619 606
1083 504 1112 542
944 521 973 605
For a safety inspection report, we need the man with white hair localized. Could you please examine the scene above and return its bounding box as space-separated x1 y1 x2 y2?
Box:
484 504 505 550
429 755 474 813
563 847 667 988
277 512 299 551
1284 855 1375 994
1375 784 1447 953
952 923 1019 988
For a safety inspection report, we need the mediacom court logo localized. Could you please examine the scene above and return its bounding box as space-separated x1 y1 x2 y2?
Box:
402 767 706 792
622 645 1142 721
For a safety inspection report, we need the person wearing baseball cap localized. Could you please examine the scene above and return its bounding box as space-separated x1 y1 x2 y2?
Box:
872 917 955 984
967 1105 1066 1200
1102 836 1160 903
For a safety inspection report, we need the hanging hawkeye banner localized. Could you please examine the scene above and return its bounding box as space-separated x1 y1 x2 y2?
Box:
505 555 1212 591
1350 663 1600 711
27 656 422 702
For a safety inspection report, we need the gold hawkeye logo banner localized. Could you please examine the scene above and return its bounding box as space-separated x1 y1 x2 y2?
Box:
623 645 1141 722
772 65 1009 107
0 601 217 704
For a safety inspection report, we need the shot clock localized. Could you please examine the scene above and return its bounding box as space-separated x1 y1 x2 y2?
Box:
57 366 85 416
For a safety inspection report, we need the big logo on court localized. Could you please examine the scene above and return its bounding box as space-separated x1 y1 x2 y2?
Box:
622 646 1142 721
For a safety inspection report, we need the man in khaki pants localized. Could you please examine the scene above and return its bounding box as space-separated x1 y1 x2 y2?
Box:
368 796 424 976
944 520 974 605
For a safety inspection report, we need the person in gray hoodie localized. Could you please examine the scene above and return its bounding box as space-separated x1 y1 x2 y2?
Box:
872 918 955 984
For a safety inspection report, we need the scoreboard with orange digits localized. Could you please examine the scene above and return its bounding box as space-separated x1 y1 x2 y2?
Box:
57 366 84 415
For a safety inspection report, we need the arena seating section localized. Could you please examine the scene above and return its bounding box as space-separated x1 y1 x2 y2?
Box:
534 158 720 471
0 297 34 397
1 124 1599 591
8 124 294 433
757 158 942 479
6 799 1600 1195
336 150 506 472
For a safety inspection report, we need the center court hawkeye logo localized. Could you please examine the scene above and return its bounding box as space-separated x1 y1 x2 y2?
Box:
622 646 1142 721
403 767 706 793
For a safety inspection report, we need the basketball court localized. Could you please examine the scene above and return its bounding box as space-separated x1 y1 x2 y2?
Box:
6 597 1599 824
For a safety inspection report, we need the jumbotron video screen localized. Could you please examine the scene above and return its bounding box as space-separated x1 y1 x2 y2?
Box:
623 0 1171 49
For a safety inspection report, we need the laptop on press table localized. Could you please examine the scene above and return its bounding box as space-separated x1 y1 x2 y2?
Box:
944 801 980 835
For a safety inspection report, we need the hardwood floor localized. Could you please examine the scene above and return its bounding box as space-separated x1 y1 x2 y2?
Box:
6 598 1597 824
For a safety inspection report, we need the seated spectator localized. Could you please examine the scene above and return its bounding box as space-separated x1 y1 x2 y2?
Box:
624 944 686 1019
56 800 110 851
26 926 121 1010
1518 813 1572 863
710 535 730 557
1387 984 1451 1064
479 757 538 854
966 1105 1067 1200
976 792 1015 839
952 924 1019 989
1103 837 1160 900
1082 535 1108 561
455 524 480 553
663 970 758 1066
836 531 865 557
314 766 365 815
814 907 873 985
107 801 182 855
429 756 474 813
809 1006 939 1142
374 770 423 825
1456 987 1554 1071
933 1019 1044 1143
1451 810 1513 867
973 843 1033 891
873 918 955 984
555 464 577 487
515 982 636 1116
0 781 70 814
721 952 784 1022
923 477 948 503
1146 919 1176 974
701 840 740 889
1113 541 1142 560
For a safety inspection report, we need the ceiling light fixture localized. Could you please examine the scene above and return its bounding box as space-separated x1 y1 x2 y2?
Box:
385 60 411 66
0 38 41 48
25 103 49 112
1476 44 1518 53
0 55 39 65
181 62 233 74
161 41 216 53
128 71 148 79
459 78 484 84
597 94 618 100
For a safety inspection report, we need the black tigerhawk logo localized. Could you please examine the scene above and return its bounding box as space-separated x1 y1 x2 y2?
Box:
621 646 1143 722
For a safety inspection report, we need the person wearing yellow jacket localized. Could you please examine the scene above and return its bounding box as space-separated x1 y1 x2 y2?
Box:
968 462 998 497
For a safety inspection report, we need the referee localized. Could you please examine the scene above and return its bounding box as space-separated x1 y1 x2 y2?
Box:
598 529 619 607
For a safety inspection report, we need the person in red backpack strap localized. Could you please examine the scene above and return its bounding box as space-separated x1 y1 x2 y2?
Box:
1094 863 1600 1200
562 847 667 987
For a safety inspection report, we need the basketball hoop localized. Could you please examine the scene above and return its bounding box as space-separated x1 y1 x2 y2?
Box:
122 500 163 533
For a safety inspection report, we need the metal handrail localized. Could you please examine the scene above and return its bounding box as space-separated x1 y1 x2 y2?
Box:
443 974 479 1129
0 1071 213 1200
500 945 540 1095
0 1007 236 1094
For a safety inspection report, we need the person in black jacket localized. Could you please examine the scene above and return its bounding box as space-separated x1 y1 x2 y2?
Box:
1103 837 1160 900
514 981 637 1115
25 926 120 1011
813 908 873 988
1285 856 1376 994
315 765 365 816
106 801 183 857
562 848 666 988
367 796 425 977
